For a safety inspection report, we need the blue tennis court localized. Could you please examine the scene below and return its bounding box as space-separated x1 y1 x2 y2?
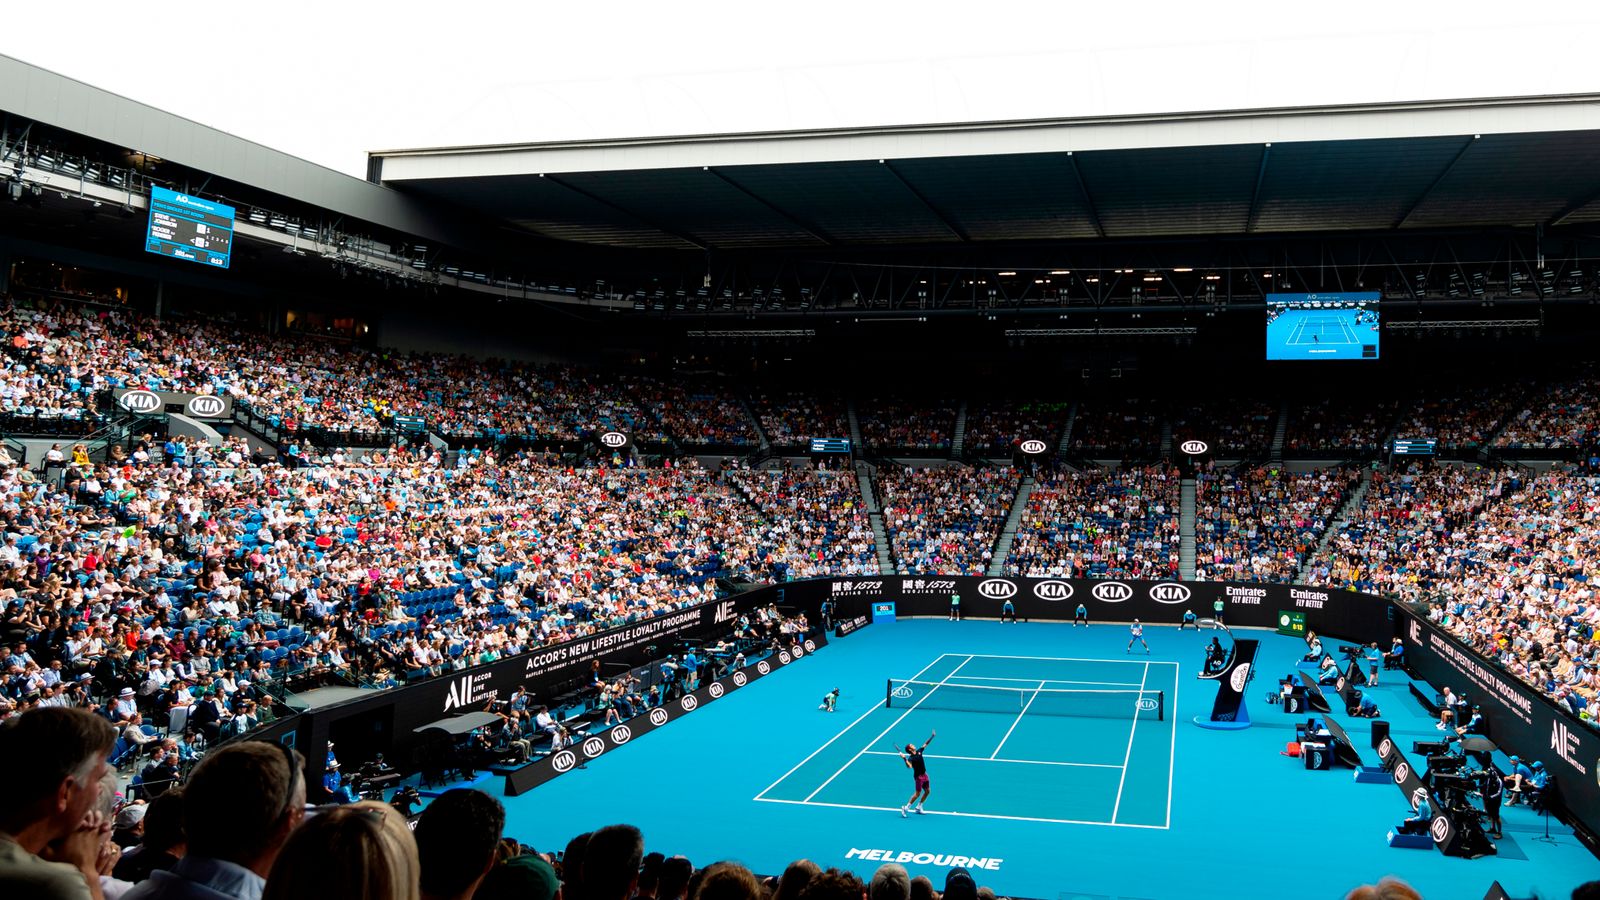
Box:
756 653 1177 828
494 620 1595 900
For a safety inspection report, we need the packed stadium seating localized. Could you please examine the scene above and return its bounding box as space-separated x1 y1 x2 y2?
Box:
1006 465 1179 580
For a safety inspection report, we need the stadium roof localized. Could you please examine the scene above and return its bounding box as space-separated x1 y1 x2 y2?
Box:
371 95 1600 251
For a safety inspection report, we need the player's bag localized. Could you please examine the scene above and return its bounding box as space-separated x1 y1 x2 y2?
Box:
1282 741 1302 757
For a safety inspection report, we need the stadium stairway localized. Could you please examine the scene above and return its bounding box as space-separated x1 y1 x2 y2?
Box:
950 400 968 458
1271 401 1289 461
847 398 865 450
1179 477 1196 579
1160 418 1173 456
1299 466 1373 581
1057 401 1079 454
856 461 897 575
740 394 771 451
986 474 1035 575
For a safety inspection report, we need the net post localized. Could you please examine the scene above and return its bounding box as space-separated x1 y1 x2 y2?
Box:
1158 689 1165 722
885 678 892 709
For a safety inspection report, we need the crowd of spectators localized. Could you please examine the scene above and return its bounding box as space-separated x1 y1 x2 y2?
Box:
858 398 955 453
1171 400 1277 456
961 400 1068 456
1194 464 1361 583
622 376 758 448
1496 371 1600 450
877 466 1019 575
1067 399 1163 459
1394 386 1520 450
1284 399 1401 454
725 463 880 577
749 391 849 448
1005 465 1179 580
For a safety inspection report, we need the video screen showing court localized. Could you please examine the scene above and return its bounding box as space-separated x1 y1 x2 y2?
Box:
1266 292 1380 360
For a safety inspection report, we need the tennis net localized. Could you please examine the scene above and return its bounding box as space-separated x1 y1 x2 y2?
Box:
885 679 1163 721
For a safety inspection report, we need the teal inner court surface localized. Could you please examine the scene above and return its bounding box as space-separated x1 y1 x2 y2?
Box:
486 620 1588 900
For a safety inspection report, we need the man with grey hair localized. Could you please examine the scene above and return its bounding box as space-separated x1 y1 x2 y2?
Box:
0 706 119 900
867 863 911 900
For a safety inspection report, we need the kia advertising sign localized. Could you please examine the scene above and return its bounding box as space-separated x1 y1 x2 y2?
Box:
113 388 233 420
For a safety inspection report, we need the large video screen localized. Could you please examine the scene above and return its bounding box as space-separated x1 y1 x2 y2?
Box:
145 186 234 268
1265 292 1379 360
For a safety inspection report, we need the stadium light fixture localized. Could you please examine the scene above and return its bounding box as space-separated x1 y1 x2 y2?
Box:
998 271 1017 276
1172 267 1193 272
1050 270 1070 275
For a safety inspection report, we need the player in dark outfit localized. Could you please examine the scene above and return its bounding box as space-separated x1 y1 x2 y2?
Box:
899 729 937 817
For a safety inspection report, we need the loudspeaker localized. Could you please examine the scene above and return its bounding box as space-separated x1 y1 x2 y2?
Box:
1370 719 1390 750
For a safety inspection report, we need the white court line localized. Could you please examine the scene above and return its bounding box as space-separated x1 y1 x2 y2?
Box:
958 652 1180 666
802 655 974 802
861 750 1121 769
945 675 1144 687
753 653 949 801
990 681 1044 759
754 796 1168 830
1166 657 1179 829
1110 659 1151 824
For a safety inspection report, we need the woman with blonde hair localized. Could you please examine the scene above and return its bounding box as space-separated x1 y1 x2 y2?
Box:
263 801 419 900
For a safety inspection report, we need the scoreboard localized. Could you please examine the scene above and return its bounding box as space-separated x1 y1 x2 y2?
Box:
810 438 852 454
1389 438 1438 457
146 186 234 268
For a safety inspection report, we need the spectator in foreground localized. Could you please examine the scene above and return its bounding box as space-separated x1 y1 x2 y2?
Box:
262 802 419 900
942 869 978 900
691 862 763 900
907 875 939 900
0 706 117 900
796 869 866 900
581 825 644 900
772 860 821 900
657 856 694 900
112 792 185 884
1344 877 1422 900
867 864 911 900
123 742 306 900
474 853 560 900
413 789 504 900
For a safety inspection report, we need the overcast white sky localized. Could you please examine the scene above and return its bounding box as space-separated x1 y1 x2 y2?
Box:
7 1 1600 178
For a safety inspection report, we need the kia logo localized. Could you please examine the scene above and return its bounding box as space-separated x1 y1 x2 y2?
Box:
1033 580 1073 602
1136 698 1158 712
732 671 748 686
1430 817 1450 843
1180 440 1209 455
756 661 771 675
804 640 816 652
891 686 914 699
680 695 699 712
778 652 792 664
709 682 725 698
1092 582 1132 602
600 431 627 447
1394 762 1410 784
609 725 632 744
793 645 805 658
1149 583 1191 604
978 579 1017 600
582 737 606 758
648 708 669 726
119 390 162 413
551 750 577 772
1379 738 1392 759
1019 439 1047 455
185 395 225 417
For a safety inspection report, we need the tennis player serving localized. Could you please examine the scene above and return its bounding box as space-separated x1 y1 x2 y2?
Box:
899 729 936 817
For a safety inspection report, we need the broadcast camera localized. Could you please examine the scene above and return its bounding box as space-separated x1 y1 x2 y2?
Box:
390 785 422 817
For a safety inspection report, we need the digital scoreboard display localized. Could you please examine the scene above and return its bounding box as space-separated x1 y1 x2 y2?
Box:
146 186 234 268
1266 292 1379 361
1390 438 1438 457
810 438 852 454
